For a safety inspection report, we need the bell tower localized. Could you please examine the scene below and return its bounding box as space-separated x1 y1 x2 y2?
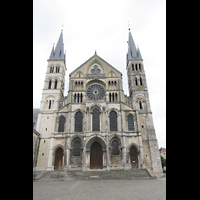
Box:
126 30 163 176
40 30 66 111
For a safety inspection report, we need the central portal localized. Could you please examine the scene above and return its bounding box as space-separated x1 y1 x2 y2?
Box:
90 142 103 169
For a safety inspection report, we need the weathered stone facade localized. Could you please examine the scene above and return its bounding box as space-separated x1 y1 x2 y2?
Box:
34 31 163 177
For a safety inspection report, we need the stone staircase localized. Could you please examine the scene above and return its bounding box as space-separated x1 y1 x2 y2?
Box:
33 169 154 181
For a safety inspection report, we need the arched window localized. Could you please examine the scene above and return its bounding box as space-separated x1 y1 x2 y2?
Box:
140 77 143 85
77 93 80 103
135 78 138 86
49 100 51 109
72 140 81 156
128 115 134 131
54 80 57 89
75 111 83 132
50 66 54 73
109 93 111 102
93 108 100 131
110 111 117 131
132 64 134 70
48 80 52 89
139 64 141 71
139 101 143 109
112 140 120 155
58 116 66 132
80 93 83 103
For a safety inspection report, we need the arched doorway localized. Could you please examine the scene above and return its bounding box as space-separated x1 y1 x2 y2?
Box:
90 142 103 169
54 147 63 170
130 146 138 169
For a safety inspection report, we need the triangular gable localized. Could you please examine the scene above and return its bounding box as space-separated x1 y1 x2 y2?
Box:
69 54 122 76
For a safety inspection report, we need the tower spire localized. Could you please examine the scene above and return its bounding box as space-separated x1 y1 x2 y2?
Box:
49 31 65 62
126 30 143 66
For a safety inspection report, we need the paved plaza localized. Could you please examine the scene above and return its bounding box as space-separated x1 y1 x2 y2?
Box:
33 178 166 200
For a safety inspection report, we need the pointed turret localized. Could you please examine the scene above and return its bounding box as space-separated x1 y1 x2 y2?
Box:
127 30 143 66
49 31 65 62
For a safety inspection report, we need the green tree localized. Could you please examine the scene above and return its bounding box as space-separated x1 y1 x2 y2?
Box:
160 156 166 167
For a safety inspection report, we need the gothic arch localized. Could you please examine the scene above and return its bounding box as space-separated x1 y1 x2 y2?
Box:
56 114 67 122
73 109 85 117
127 143 140 153
52 144 64 170
90 104 102 113
125 112 136 121
53 144 65 153
85 135 106 150
69 135 84 149
107 108 119 116
108 133 122 146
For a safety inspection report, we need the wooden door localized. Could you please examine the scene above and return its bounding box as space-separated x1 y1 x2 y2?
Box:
54 147 63 170
130 146 138 169
90 142 103 169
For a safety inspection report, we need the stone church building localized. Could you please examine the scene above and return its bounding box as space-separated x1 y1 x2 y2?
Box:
33 30 163 177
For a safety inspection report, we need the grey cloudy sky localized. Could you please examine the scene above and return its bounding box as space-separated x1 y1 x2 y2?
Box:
33 0 166 148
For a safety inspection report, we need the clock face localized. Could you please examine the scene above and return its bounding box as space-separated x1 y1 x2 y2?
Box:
86 84 105 100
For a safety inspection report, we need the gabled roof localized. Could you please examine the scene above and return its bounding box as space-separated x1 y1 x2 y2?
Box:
69 53 122 76
49 31 65 63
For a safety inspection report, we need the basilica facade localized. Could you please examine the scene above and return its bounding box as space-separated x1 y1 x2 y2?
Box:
34 30 163 177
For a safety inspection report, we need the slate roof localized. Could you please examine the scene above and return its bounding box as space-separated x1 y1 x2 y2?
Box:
127 31 143 66
49 31 66 64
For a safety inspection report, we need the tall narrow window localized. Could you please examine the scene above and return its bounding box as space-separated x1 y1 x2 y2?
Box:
112 140 120 155
58 116 66 132
80 93 83 103
56 66 60 73
93 108 100 131
77 93 79 103
110 111 117 131
140 77 143 85
132 64 134 70
74 93 76 103
112 93 114 102
54 80 57 89
139 64 141 71
73 140 81 156
50 66 54 73
109 93 111 102
49 100 51 109
139 101 143 109
135 78 138 86
75 111 83 132
128 115 134 131
135 64 138 70
48 80 52 89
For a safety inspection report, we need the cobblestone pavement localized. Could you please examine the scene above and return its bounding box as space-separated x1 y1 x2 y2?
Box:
33 178 166 200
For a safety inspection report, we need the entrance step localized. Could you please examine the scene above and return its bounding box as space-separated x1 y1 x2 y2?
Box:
33 169 152 181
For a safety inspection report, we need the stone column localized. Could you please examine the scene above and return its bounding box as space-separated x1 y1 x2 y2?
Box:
82 135 86 171
105 121 110 170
